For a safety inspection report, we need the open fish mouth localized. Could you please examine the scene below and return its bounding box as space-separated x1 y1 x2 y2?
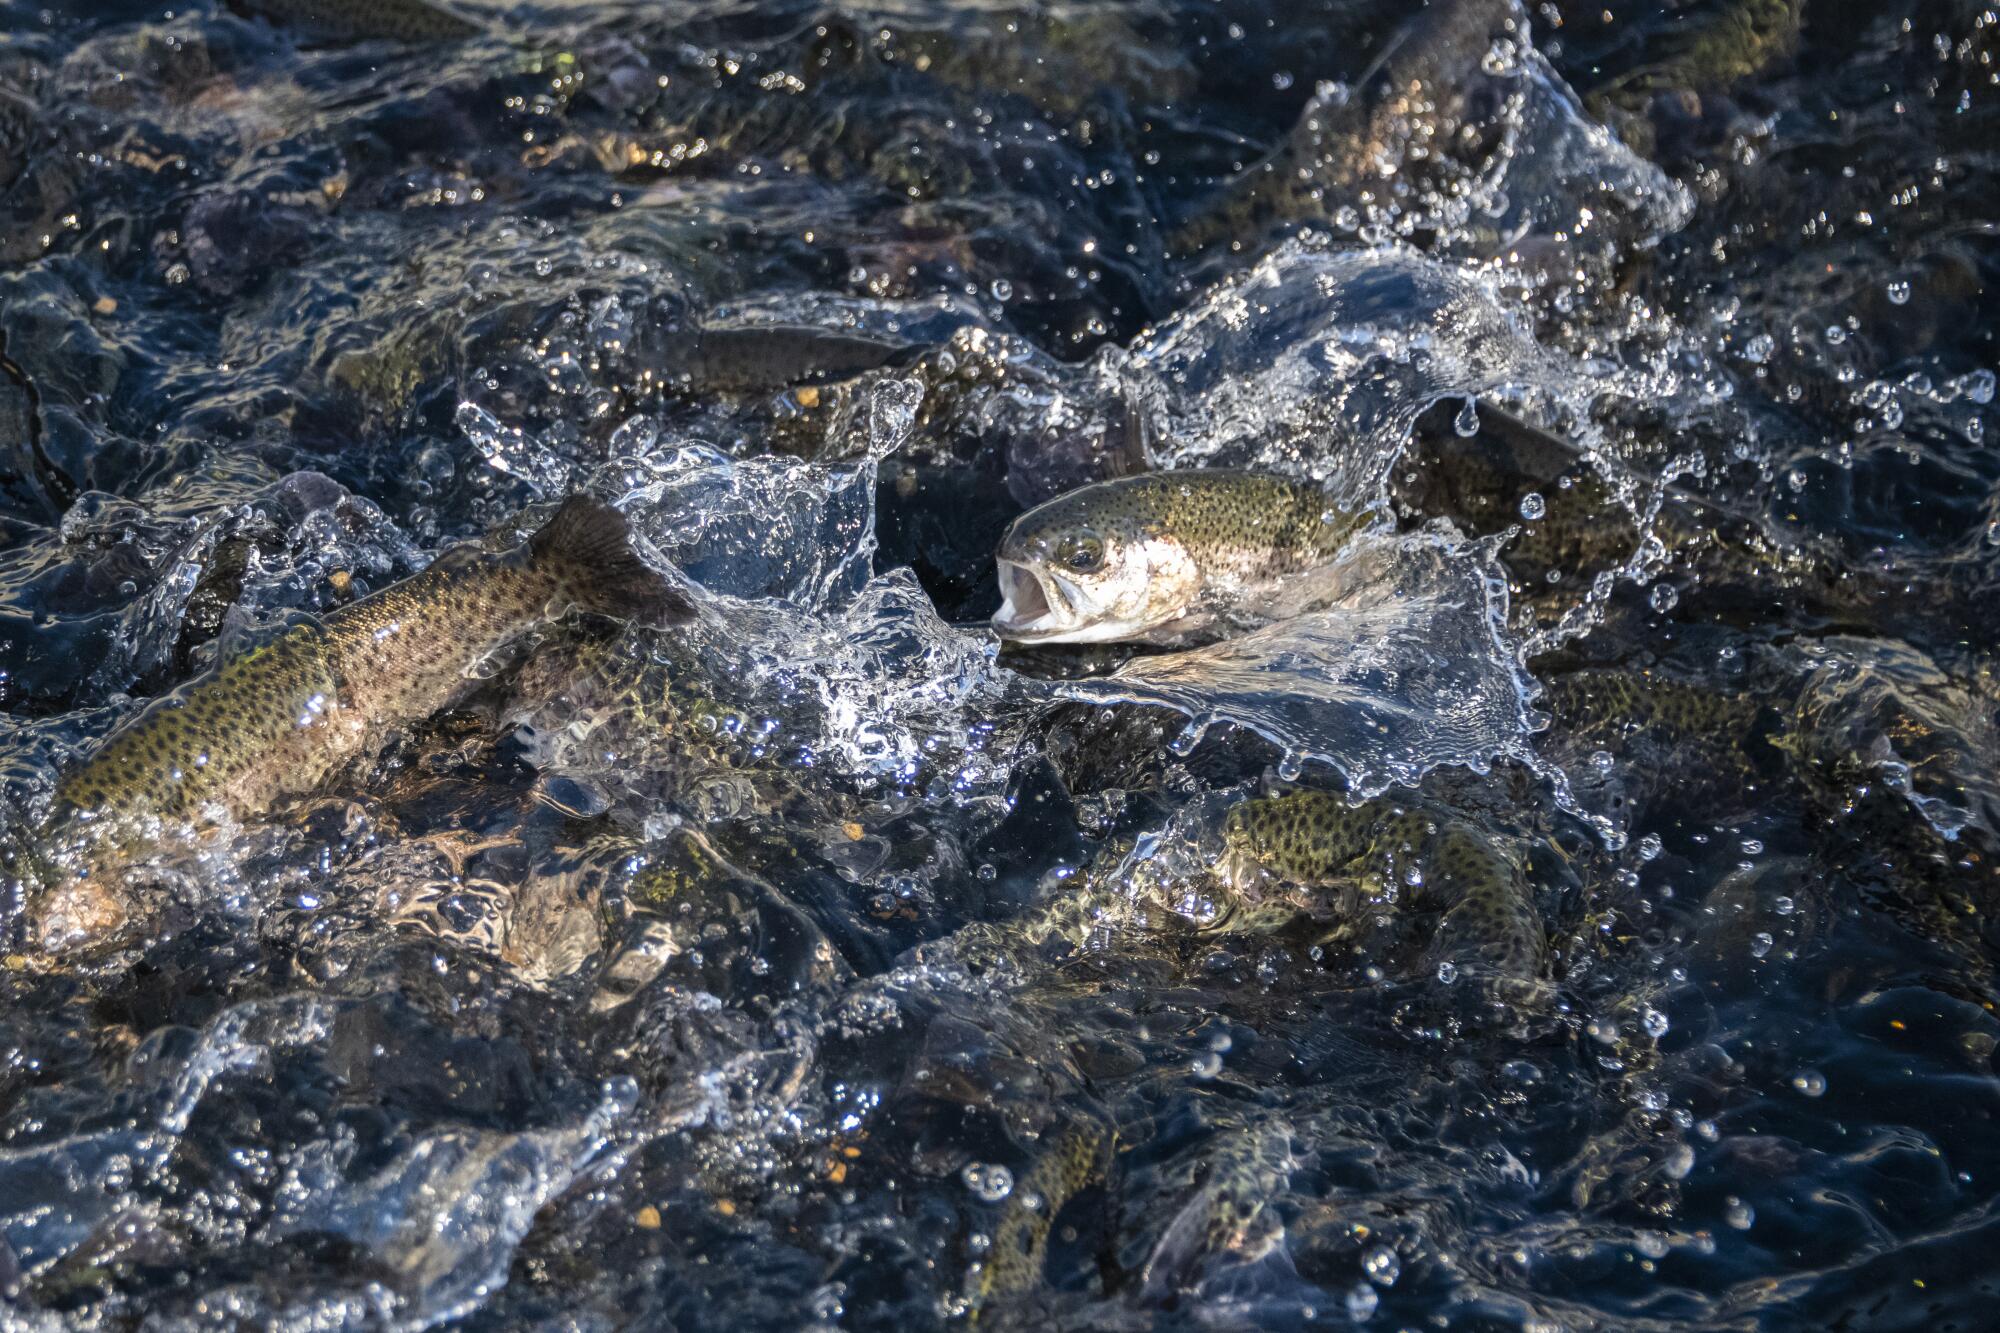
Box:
992 559 1070 640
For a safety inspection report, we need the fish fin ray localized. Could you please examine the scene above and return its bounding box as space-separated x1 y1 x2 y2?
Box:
531 495 694 627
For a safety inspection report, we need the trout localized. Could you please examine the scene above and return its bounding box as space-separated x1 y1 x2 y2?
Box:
35 494 688 945
227 0 488 42
991 470 1366 645
1220 791 1549 985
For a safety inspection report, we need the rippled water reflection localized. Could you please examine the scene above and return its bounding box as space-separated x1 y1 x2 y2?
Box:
0 0 1998 1328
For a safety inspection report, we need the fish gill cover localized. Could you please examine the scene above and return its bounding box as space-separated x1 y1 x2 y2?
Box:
0 0 1996 1329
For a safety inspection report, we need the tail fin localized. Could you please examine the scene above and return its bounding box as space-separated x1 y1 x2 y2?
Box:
530 495 694 626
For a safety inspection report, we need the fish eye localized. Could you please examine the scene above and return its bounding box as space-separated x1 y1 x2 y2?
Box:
1060 533 1106 573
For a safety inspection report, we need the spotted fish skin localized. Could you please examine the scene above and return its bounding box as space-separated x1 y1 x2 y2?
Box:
38 496 685 944
970 1117 1113 1320
228 0 487 42
1170 0 1526 256
1138 1123 1294 1303
1592 0 1802 108
62 496 684 826
1541 668 1768 749
1221 790 1548 984
993 470 1366 644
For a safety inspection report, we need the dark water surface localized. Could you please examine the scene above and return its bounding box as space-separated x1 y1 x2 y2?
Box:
1 0 1998 1328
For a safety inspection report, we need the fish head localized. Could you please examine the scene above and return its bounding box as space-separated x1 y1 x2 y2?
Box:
1217 802 1278 898
992 482 1202 643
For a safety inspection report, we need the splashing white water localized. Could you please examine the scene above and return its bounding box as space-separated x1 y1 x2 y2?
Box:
1123 243 1596 503
1054 525 1546 795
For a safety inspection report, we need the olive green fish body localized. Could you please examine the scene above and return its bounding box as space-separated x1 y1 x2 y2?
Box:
1172 0 1526 255
229 0 487 42
57 620 348 824
1221 790 1547 983
1543 668 1768 747
39 497 683 945
60 497 674 826
1138 1124 1294 1303
971 1117 1113 1318
1594 0 1802 109
504 628 806 826
993 470 1365 644
1538 667 1784 821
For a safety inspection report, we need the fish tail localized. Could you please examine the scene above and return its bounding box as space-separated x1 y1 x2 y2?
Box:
529 495 694 627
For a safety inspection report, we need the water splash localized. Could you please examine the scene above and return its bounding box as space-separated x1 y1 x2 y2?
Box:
1127 243 1593 503
265 1081 634 1328
1054 526 1545 796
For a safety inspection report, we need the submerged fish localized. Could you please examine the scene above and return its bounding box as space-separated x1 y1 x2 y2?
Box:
1138 1122 1296 1304
35 495 688 944
1591 0 1802 108
1170 0 1526 256
227 0 488 42
969 1115 1114 1320
991 471 1367 645
1220 790 1549 985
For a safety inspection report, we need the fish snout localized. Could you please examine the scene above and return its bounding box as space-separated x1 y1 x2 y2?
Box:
992 559 1065 640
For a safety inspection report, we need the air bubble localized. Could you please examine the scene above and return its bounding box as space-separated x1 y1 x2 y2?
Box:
1519 492 1546 521
961 1163 1014 1202
1363 1246 1401 1286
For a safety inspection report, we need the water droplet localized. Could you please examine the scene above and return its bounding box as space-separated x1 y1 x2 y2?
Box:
1519 492 1546 521
1650 583 1680 613
1454 398 1480 436
1886 280 1912 305
961 1163 1014 1202
1363 1246 1401 1286
1791 1069 1826 1097
1346 1282 1379 1321
1637 833 1663 862
1724 1197 1756 1230
1189 1051 1223 1079
990 278 1013 303
1773 895 1795 916
1436 961 1459 985
1750 931 1775 958
1643 1008 1670 1039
